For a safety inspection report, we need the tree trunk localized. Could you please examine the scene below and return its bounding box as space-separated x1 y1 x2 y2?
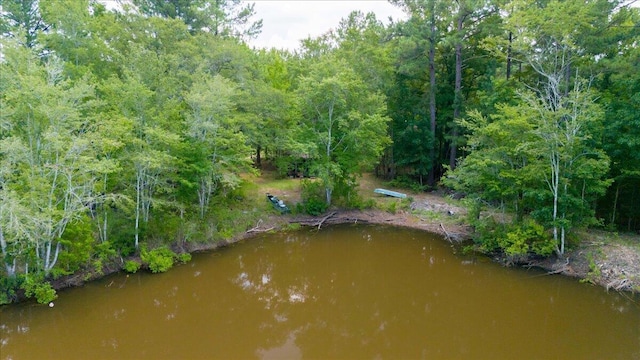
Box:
0 224 16 277
427 3 438 187
551 152 560 254
99 173 109 242
135 171 141 249
506 31 512 80
43 240 60 274
197 177 208 219
450 13 464 171
325 104 333 206
256 145 262 168
564 52 571 97
611 183 620 225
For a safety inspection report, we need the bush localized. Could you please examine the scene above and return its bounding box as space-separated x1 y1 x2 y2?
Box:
303 197 328 215
177 253 192 264
107 211 140 257
473 218 554 263
0 276 23 305
22 275 57 304
386 200 398 214
300 180 328 215
91 241 118 276
124 260 141 273
401 197 413 210
141 247 176 273
388 176 428 192
54 217 94 277
334 190 376 210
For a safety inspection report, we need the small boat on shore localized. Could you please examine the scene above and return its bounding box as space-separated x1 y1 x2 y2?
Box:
267 193 291 213
374 188 407 199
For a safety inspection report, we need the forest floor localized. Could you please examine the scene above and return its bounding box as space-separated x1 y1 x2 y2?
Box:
250 170 640 294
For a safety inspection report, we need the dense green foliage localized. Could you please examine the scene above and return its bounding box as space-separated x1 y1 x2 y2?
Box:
140 247 177 273
1 0 638 303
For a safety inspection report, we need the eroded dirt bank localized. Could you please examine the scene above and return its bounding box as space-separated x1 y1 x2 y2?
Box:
234 203 640 294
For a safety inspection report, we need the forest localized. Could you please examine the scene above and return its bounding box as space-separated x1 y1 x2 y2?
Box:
0 0 639 304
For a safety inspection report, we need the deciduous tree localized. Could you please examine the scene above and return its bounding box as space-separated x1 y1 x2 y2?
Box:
296 57 390 205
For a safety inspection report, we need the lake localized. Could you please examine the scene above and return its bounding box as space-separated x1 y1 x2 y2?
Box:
1 224 639 359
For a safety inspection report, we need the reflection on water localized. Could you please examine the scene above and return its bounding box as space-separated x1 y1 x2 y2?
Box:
1 224 639 359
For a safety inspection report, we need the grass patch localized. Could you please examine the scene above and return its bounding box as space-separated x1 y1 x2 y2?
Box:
411 208 463 225
412 209 446 221
577 229 640 249
260 177 300 192
283 223 302 232
245 170 302 209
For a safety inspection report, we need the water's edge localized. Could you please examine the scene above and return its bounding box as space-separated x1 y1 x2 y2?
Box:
13 208 638 307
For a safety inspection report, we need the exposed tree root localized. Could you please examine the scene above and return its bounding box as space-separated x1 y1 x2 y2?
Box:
440 223 452 243
546 257 571 275
606 278 630 291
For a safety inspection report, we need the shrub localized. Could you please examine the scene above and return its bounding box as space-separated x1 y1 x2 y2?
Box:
303 197 328 215
91 241 117 276
581 252 602 285
388 176 428 192
471 217 554 262
0 276 23 305
401 197 414 210
22 275 57 304
362 198 377 210
141 247 176 273
300 180 328 215
177 253 192 264
385 196 414 214
124 260 141 273
108 211 140 257
496 220 554 262
54 217 94 277
334 190 376 210
386 201 398 214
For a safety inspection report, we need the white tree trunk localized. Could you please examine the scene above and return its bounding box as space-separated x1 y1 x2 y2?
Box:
135 169 142 249
0 224 16 277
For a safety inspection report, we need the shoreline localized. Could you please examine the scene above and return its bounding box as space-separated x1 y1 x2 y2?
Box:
37 207 640 303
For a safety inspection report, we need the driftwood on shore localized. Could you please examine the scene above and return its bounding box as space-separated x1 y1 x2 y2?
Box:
292 211 376 230
294 212 337 230
246 226 275 234
440 223 453 243
246 219 275 234
546 257 571 275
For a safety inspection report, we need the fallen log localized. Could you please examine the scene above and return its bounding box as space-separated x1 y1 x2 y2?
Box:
246 226 275 234
294 212 338 230
316 212 337 230
440 223 452 243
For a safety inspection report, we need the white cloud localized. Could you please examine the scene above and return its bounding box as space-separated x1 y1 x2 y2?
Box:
247 1 407 50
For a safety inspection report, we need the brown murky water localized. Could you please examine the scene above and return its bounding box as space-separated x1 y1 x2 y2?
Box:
1 224 639 359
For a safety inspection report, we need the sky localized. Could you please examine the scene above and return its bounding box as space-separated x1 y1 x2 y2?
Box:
99 1 638 51
98 1 407 51
246 1 407 50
